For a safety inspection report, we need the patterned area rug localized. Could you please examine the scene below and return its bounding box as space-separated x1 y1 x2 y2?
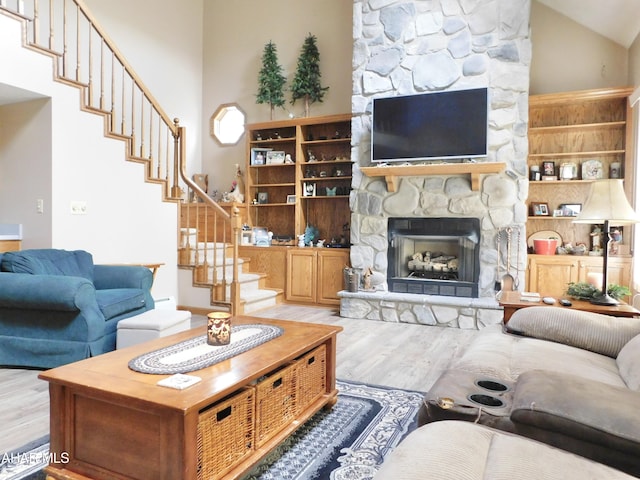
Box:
0 380 424 480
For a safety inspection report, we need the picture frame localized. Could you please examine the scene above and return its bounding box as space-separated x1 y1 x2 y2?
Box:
581 159 603 180
559 203 581 217
303 182 316 197
531 202 550 216
252 227 270 246
542 161 555 176
286 194 296 204
266 150 285 165
250 148 270 166
257 192 269 204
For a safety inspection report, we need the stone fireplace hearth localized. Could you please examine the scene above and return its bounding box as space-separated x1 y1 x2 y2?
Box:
340 0 532 329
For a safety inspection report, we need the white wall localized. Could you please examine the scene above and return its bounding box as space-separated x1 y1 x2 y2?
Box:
530 1 629 94
629 34 640 87
0 99 52 247
0 13 178 300
201 0 353 196
84 0 205 177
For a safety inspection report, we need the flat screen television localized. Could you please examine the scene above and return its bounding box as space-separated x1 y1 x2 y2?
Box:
371 88 488 163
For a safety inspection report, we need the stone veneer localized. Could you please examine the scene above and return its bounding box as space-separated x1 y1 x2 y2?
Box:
341 0 532 329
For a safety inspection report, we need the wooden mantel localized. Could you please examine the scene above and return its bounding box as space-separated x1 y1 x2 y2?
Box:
360 162 506 192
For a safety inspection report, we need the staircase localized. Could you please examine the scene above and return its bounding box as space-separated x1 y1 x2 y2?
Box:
0 0 279 314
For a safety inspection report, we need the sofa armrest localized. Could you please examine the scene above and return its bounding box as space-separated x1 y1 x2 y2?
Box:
0 272 97 312
93 265 153 290
511 370 640 455
505 306 640 358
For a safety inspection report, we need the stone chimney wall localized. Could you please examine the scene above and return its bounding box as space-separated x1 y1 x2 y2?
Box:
342 0 532 328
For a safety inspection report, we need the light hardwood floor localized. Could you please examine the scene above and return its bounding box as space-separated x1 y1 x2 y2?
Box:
0 304 479 454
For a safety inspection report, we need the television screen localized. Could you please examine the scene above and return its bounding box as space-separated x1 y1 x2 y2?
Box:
371 88 488 162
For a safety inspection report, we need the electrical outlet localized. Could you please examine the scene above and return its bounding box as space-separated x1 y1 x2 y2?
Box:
36 199 44 214
70 201 87 215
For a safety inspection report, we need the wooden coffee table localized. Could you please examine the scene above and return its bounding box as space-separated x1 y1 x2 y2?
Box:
499 290 640 323
39 316 342 480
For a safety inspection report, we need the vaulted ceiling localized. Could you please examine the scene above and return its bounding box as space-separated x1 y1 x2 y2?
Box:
538 0 640 48
2 1 640 106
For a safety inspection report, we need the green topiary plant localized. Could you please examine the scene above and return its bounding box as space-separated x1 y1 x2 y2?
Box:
256 41 287 120
290 33 328 117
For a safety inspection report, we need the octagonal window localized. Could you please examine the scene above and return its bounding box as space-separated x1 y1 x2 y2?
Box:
210 103 246 146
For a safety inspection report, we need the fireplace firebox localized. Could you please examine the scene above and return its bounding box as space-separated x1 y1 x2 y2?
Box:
388 217 480 298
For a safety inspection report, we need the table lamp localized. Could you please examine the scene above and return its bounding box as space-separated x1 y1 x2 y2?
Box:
573 179 639 305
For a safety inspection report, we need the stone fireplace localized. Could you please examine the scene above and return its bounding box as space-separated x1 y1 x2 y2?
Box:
340 0 532 329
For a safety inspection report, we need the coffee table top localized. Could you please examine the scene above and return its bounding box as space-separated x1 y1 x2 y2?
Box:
39 316 342 414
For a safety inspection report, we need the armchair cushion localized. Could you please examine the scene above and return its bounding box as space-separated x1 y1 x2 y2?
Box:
96 289 147 320
505 306 640 358
617 333 640 391
1 249 94 281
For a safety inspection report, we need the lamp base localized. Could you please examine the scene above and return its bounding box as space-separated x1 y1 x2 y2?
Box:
589 294 619 306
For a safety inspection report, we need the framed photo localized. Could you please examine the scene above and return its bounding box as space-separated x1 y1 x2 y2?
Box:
559 203 581 217
257 192 269 204
531 202 550 216
581 159 603 180
252 227 270 246
266 150 285 165
542 161 555 176
286 194 296 204
250 148 270 165
303 182 316 197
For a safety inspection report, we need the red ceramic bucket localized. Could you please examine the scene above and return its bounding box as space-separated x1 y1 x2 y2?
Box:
533 238 558 255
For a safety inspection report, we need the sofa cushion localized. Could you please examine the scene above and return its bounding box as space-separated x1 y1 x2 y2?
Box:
96 289 146 320
512 370 640 455
453 324 626 388
1 249 94 281
617 333 640 391
373 421 635 480
506 306 640 358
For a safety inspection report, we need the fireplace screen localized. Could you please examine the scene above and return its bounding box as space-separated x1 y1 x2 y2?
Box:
388 217 480 298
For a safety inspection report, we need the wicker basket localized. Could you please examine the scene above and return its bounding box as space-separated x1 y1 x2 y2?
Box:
197 387 255 480
255 362 297 447
294 344 327 413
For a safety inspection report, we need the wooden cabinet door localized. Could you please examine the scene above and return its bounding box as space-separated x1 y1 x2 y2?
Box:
286 249 317 303
317 249 350 305
527 255 579 295
578 256 632 291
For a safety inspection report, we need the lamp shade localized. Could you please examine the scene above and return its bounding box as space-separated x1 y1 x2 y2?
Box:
573 179 639 225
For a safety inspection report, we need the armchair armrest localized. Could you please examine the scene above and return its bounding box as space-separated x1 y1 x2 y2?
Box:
93 265 153 290
511 370 640 455
505 306 640 358
0 272 97 312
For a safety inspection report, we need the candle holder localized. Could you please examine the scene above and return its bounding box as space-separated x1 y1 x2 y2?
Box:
207 312 232 346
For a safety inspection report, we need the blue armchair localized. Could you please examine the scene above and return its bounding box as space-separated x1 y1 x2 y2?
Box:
0 249 154 368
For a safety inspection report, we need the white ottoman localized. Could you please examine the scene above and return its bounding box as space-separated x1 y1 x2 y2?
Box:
116 309 192 349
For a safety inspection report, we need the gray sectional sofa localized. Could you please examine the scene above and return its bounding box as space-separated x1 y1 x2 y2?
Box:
416 306 640 477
